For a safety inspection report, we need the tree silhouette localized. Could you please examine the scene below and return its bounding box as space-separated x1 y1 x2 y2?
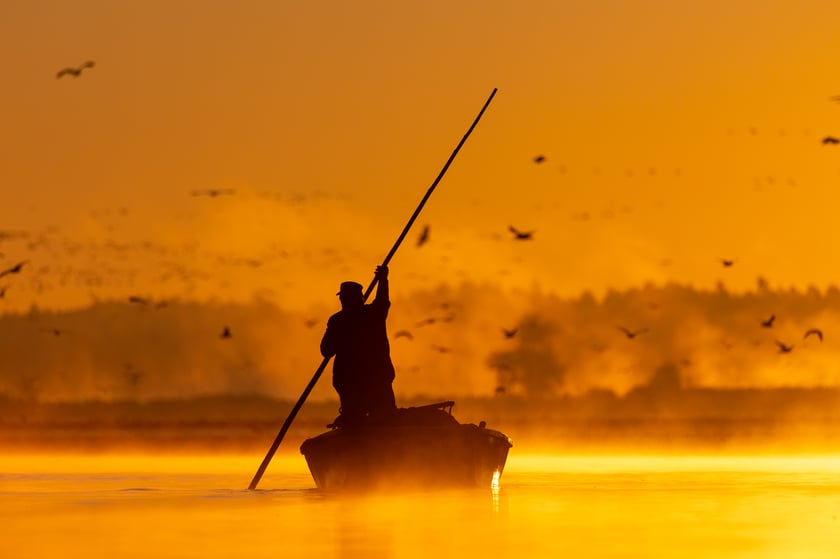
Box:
487 315 566 396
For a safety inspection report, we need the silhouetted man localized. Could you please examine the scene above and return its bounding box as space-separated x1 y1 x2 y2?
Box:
320 265 397 425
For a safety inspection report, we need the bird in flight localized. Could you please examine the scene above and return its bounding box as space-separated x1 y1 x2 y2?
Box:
533 155 546 164
124 364 144 388
0 261 27 279
719 258 737 267
128 296 150 305
56 61 95 79
804 328 824 342
502 327 518 339
774 340 793 353
822 136 839 145
415 317 437 327
191 188 236 198
508 225 534 240
220 326 232 339
417 224 430 247
0 285 7 298
394 330 414 340
761 314 775 328
617 326 648 339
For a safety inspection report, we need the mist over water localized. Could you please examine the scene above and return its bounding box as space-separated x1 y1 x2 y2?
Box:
3 454 839 559
3 281 840 454
3 280 840 402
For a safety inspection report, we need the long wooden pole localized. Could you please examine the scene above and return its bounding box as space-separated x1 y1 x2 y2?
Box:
248 88 498 490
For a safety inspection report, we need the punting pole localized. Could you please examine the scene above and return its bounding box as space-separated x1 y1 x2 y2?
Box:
248 88 498 490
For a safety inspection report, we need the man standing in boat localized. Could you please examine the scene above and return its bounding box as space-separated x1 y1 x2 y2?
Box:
320 265 397 425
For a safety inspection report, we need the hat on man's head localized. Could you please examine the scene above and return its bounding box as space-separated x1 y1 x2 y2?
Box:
337 281 363 296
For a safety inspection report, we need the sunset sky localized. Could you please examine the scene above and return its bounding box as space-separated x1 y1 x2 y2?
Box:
10 9 840 556
1 1 840 315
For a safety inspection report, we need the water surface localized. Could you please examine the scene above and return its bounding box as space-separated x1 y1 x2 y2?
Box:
2 454 839 558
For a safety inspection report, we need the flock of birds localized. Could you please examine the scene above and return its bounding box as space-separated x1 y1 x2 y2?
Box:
412 210 828 358
404 230 832 400
124 293 234 339
4 62 835 393
516 93 840 361
0 258 236 341
615 312 823 355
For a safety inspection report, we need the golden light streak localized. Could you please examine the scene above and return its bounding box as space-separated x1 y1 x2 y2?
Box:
491 469 501 513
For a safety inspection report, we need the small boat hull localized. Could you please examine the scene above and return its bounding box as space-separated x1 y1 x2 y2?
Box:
300 403 512 491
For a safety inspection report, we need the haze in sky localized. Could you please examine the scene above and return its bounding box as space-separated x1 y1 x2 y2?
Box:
1 0 839 313
1 1 840 413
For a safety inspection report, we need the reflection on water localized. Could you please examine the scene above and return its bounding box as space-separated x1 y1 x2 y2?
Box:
2 454 840 558
491 469 501 513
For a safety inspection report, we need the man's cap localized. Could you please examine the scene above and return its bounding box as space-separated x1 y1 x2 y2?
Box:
337 281 363 296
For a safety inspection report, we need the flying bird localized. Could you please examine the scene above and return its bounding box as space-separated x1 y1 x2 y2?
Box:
822 136 840 145
304 318 318 328
804 328 824 342
617 326 648 339
128 296 150 305
56 60 95 79
719 258 737 267
416 317 437 327
220 326 232 339
774 340 793 353
0 261 28 279
191 188 236 198
0 286 7 298
533 154 546 164
502 327 518 339
508 225 534 240
431 344 451 354
124 365 144 388
761 314 776 328
417 224 430 247
394 330 414 340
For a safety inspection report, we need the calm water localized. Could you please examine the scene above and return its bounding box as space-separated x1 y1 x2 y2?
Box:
2 454 839 558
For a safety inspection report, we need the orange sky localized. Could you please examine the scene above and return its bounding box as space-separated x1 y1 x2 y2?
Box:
1 0 840 313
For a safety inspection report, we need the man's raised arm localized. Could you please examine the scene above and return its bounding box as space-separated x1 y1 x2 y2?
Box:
374 265 390 307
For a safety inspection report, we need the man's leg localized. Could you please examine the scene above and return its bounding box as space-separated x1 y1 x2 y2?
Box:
337 384 367 426
369 380 397 417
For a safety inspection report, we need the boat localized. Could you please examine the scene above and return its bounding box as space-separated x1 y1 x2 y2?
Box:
299 401 512 491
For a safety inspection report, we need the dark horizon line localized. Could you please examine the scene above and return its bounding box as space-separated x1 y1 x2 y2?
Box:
3 277 840 317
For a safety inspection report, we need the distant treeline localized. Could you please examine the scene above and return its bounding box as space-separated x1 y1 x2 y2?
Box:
1 280 840 404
